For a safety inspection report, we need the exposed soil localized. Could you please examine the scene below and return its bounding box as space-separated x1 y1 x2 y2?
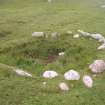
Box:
41 53 58 65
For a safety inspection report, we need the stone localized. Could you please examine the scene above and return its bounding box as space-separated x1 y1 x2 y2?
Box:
90 34 105 42
42 82 47 85
51 32 60 38
89 60 105 73
92 74 97 78
59 82 69 91
32 32 45 37
97 43 105 50
78 30 105 42
77 30 91 37
73 34 80 38
101 5 105 8
48 0 52 3
14 69 32 77
66 31 73 34
83 75 93 88
64 70 80 80
42 70 58 79
58 52 65 56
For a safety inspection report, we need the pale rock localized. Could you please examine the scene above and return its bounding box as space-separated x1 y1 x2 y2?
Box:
101 5 105 8
48 0 52 3
14 69 32 77
90 34 105 42
58 52 65 56
42 82 47 85
64 70 80 80
51 32 60 38
78 30 105 42
32 32 45 37
43 70 58 79
59 82 69 91
89 60 105 73
97 43 105 50
67 31 73 34
83 75 93 88
77 30 91 37
73 34 80 38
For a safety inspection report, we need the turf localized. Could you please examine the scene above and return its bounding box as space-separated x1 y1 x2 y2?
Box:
0 0 105 105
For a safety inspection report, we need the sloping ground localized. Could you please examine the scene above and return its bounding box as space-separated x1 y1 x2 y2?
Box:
0 63 105 105
0 0 105 105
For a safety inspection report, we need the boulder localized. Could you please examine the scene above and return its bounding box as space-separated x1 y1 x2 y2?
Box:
89 60 105 73
42 70 58 79
64 70 80 80
83 75 93 88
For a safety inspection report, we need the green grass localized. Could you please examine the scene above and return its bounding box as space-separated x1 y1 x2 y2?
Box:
0 0 105 105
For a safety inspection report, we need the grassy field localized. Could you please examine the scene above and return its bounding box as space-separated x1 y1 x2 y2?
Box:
0 0 105 105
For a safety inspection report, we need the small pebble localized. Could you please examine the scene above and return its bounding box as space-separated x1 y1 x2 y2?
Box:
92 74 97 78
67 31 73 34
73 34 80 38
58 52 65 56
59 82 69 91
43 82 47 85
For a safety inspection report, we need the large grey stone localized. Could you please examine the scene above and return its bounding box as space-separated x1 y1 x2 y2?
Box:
43 70 58 79
64 70 80 80
89 60 105 73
